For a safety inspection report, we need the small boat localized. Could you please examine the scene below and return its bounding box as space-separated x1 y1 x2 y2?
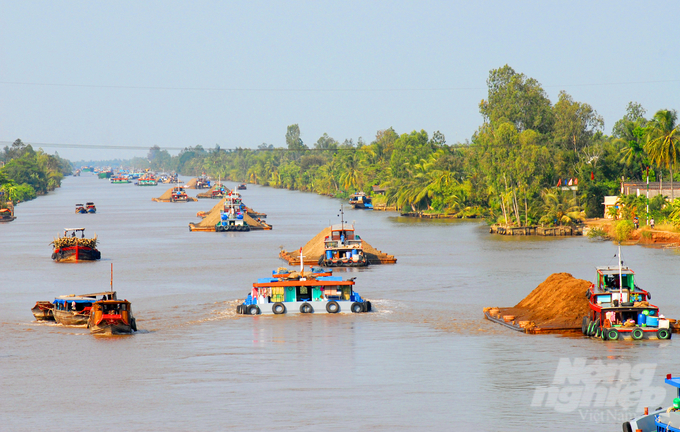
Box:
0 198 16 222
237 183 247 190
75 203 87 214
237 256 371 315
216 191 250 231
624 373 680 431
88 299 137 335
53 292 116 326
97 171 112 179
196 176 211 189
31 301 55 321
348 191 373 209
51 228 101 262
85 202 96 213
318 222 368 267
135 177 157 186
170 186 189 202
582 247 670 341
110 176 130 184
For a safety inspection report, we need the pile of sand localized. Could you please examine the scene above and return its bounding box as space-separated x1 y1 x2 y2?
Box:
492 273 591 328
193 197 227 227
156 187 175 200
185 178 198 189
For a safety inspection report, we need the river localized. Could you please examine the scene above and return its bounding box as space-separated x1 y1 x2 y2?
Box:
2 174 679 431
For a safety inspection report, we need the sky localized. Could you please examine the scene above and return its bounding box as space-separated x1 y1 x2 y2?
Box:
1 0 679 162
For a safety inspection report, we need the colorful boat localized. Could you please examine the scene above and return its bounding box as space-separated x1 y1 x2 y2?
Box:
31 301 55 321
136 175 158 186
97 171 112 179
0 195 15 222
582 252 670 341
110 176 130 184
624 373 680 431
53 292 116 326
237 183 247 190
51 228 101 262
170 186 189 202
216 191 250 231
349 191 373 209
237 261 371 315
196 176 211 189
75 203 87 214
88 299 137 335
85 202 96 213
318 223 368 267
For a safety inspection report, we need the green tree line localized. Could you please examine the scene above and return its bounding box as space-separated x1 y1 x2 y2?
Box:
123 65 679 227
0 139 72 203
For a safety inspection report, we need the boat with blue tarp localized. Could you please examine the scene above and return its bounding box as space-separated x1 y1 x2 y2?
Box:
624 373 680 431
348 191 373 209
53 292 117 326
236 257 371 315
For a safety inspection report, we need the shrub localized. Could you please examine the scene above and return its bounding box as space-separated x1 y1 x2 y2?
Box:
614 220 635 242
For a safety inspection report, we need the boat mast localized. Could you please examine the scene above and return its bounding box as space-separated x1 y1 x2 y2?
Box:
110 263 114 293
618 243 623 303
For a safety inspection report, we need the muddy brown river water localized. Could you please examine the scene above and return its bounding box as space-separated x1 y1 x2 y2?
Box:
2 174 680 431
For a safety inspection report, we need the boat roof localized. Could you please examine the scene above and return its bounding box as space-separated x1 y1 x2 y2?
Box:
666 376 680 389
57 291 116 299
253 279 354 288
63 228 86 232
95 299 130 305
330 223 354 232
596 266 634 275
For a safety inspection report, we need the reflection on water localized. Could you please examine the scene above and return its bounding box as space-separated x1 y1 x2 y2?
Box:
2 174 680 431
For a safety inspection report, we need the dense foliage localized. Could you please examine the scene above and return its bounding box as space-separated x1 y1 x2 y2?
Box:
0 139 72 203
115 65 678 228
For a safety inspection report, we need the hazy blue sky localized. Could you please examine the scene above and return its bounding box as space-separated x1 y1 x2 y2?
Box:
1 0 679 161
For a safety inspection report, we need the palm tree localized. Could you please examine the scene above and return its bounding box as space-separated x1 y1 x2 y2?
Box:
538 189 582 226
645 109 680 200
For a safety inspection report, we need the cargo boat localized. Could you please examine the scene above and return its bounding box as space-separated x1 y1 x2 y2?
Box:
136 177 157 186
195 176 211 189
170 186 189 202
237 261 371 315
237 183 247 190
582 250 670 341
51 228 101 262
348 191 373 209
216 191 250 231
88 299 137 335
110 176 130 184
85 202 96 213
318 222 368 267
53 292 117 326
31 301 55 321
624 373 680 432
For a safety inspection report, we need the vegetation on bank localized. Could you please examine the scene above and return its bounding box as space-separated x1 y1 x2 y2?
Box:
0 139 72 203
94 65 680 228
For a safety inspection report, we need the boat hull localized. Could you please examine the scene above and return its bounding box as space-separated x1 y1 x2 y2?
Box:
52 246 101 262
239 300 370 315
31 302 55 321
53 309 89 326
89 322 133 335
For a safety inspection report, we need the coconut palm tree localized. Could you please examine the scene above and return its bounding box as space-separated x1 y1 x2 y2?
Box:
538 189 582 226
645 109 680 200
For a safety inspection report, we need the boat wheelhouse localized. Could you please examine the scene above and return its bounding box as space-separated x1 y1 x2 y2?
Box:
349 191 373 209
88 299 137 335
318 223 368 267
51 228 101 262
31 301 55 321
170 186 189 202
75 203 87 214
85 202 96 213
110 176 131 184
237 265 371 315
196 176 211 189
53 292 117 326
624 373 680 431
216 191 250 231
136 176 158 186
582 264 670 341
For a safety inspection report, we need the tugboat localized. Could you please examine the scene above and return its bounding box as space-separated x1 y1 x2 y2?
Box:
75 203 87 214
53 292 116 326
30 301 55 321
348 191 373 209
88 299 136 335
624 373 680 431
196 175 211 189
216 191 250 231
51 228 101 262
582 247 670 341
236 254 371 315
85 202 96 214
318 212 368 267
170 186 189 202
237 183 247 190
110 175 131 184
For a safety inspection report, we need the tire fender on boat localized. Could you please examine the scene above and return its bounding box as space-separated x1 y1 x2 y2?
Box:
350 302 363 313
300 302 313 314
365 301 372 312
606 328 619 341
326 301 339 314
272 302 286 314
248 305 261 315
658 328 671 340
631 327 644 340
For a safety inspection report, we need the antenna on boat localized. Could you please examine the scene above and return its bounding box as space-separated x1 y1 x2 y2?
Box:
338 205 345 232
299 248 305 276
618 243 623 303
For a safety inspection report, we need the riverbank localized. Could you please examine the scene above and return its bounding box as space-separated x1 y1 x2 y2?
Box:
585 218 680 247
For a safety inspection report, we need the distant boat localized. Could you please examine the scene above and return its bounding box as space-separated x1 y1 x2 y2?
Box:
85 202 96 214
31 301 55 321
51 228 101 262
53 292 116 326
75 203 87 214
237 183 247 190
348 191 373 209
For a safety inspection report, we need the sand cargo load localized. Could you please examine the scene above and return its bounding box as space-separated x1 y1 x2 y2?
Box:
188 195 271 232
152 186 197 202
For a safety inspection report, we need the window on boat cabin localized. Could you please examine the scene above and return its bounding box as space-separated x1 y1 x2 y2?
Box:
296 286 312 302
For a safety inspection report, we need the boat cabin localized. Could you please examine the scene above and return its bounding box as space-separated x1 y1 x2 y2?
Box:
250 275 356 304
90 300 132 324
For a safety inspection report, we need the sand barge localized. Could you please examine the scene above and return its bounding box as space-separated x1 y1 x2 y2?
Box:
188 197 272 232
279 226 397 265
152 186 197 202
483 273 591 334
